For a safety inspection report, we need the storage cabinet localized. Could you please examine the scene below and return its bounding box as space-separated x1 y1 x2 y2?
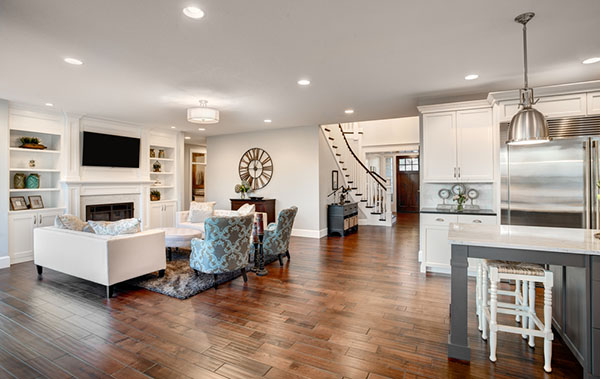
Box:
588 92 600 115
8 208 65 264
498 93 588 122
328 202 358 236
422 107 493 183
419 213 496 273
148 201 176 229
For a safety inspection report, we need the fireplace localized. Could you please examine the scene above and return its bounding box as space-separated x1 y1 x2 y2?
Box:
86 202 134 221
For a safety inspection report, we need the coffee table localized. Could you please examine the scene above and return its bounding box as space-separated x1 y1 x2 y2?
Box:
158 227 203 261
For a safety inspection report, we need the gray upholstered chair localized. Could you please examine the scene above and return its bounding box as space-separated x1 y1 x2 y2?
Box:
189 214 254 289
263 206 298 265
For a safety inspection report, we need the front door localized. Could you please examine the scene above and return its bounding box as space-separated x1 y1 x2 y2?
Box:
396 156 419 213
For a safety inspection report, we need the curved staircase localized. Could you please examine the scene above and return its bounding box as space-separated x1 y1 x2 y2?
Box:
321 124 394 226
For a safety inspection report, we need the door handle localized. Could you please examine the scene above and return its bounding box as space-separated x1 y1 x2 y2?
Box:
473 219 482 224
458 167 461 178
33 215 36 225
39 215 42 224
435 218 445 222
453 167 457 178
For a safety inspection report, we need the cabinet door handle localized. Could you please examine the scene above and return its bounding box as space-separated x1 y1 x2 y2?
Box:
39 215 42 224
458 167 461 178
435 218 445 222
473 219 482 223
33 216 37 225
453 167 457 178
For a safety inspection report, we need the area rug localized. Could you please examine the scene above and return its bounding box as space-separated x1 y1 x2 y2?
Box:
129 250 279 299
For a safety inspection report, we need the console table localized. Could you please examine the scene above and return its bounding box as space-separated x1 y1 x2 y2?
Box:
231 198 276 224
327 202 358 236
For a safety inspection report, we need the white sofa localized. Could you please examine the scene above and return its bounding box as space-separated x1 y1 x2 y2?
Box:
176 210 268 234
33 227 166 298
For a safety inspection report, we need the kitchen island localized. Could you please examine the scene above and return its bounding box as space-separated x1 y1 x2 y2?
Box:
447 223 600 379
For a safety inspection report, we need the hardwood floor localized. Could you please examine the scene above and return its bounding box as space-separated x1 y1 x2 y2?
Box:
0 213 582 378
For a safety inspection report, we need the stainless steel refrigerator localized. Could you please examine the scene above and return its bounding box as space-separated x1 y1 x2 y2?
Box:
501 116 600 229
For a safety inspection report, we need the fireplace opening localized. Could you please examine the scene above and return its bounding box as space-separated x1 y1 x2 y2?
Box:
86 202 134 221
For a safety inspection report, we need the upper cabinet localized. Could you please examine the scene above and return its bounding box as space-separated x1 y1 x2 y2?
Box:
497 93 588 123
588 92 600 115
421 103 493 183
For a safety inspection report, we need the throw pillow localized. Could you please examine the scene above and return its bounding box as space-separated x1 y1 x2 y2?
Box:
88 218 141 236
54 214 87 232
188 201 216 223
237 203 256 216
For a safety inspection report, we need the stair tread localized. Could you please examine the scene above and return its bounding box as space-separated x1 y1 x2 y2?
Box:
371 212 382 215
328 137 334 140
324 128 331 132
332 145 338 148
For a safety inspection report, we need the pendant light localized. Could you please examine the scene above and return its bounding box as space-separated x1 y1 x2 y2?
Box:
187 100 220 124
506 12 550 145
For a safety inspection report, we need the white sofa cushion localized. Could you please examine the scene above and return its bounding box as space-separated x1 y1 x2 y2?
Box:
54 214 88 232
237 203 256 216
88 218 142 235
188 201 216 223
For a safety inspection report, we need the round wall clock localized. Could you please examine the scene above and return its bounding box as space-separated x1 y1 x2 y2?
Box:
238 147 273 190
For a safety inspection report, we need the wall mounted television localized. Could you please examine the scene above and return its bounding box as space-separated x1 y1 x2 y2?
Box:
82 131 141 168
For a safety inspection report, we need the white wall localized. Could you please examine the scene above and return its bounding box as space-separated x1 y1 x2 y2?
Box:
360 116 420 152
206 125 322 237
183 143 206 211
318 128 339 232
0 100 9 268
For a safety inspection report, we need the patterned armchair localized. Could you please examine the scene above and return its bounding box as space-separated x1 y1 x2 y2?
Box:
190 214 254 289
263 206 298 265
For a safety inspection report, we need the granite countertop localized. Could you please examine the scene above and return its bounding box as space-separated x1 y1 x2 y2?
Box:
448 223 600 256
420 207 497 216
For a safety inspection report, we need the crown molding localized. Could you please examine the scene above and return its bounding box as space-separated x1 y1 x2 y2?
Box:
487 80 600 105
417 99 491 114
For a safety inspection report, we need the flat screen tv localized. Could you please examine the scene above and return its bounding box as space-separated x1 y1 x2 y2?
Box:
82 131 140 168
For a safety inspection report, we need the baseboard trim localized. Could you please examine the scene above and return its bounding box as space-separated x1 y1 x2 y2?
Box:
319 228 328 238
291 228 323 239
0 256 10 269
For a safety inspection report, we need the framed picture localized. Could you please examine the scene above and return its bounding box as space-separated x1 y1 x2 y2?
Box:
332 170 339 190
10 196 28 211
28 195 44 209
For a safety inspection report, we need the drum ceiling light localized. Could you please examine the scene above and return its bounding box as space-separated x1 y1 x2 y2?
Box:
187 100 219 124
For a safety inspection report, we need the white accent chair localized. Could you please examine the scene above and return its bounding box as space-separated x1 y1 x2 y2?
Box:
33 227 166 298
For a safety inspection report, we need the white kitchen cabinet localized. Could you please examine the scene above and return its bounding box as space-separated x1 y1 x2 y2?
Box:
422 112 457 182
8 208 65 264
456 108 494 182
422 105 493 183
588 92 600 115
148 201 176 229
498 93 587 122
419 213 496 274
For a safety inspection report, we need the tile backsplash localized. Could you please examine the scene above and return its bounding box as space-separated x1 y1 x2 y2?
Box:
421 183 494 210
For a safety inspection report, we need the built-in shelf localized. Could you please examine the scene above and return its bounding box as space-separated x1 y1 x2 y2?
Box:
151 185 174 189
149 199 177 203
9 168 61 173
149 157 174 162
9 188 61 193
9 147 61 154
8 207 66 215
150 172 173 175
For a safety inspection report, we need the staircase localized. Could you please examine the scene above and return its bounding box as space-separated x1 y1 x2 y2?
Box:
321 124 394 226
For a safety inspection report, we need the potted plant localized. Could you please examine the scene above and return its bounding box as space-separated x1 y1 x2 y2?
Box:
234 180 252 199
453 193 468 211
150 190 161 201
19 137 47 150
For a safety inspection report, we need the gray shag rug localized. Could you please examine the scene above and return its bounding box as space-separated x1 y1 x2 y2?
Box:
129 250 279 299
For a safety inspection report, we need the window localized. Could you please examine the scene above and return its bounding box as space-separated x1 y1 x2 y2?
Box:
398 157 419 172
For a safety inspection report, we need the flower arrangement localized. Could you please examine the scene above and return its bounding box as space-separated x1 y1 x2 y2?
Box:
453 193 468 211
234 180 252 199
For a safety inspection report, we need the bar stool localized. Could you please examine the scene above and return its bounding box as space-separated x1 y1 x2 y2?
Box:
481 260 554 373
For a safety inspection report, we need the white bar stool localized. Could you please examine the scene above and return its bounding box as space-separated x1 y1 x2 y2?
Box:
482 260 554 373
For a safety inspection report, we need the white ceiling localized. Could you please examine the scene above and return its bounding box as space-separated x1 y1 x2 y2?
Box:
0 0 599 138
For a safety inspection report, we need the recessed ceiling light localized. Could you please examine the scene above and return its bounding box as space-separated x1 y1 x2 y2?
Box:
264 119 272 123
45 103 54 107
582 57 600 65
198 127 206 131
185 136 191 140
170 126 176 129
297 79 311 86
64 57 83 65
344 109 354 114
465 74 479 80
183 6 205 19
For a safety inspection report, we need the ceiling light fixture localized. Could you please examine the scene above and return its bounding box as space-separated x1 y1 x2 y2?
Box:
183 6 205 19
582 57 600 65
297 79 311 86
464 74 479 80
171 126 176 129
506 12 550 146
198 127 206 131
64 57 83 65
344 109 354 114
45 103 54 107
264 119 272 123
187 100 219 124
185 136 191 140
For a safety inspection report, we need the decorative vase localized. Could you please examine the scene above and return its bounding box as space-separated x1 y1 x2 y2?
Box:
457 204 464 212
153 161 161 172
241 192 246 200
29 160 36 168
25 173 40 189
158 149 165 158
150 149 156 158
13 173 26 189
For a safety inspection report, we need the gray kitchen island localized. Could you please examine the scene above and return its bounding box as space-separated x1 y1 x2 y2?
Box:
447 223 600 378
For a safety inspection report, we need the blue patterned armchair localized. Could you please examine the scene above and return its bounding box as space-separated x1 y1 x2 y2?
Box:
190 214 254 289
263 206 298 265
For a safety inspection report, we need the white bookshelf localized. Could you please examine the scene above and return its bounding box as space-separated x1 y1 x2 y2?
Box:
149 145 175 203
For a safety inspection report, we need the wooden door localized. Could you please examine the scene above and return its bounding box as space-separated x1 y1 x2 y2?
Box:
396 156 419 213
